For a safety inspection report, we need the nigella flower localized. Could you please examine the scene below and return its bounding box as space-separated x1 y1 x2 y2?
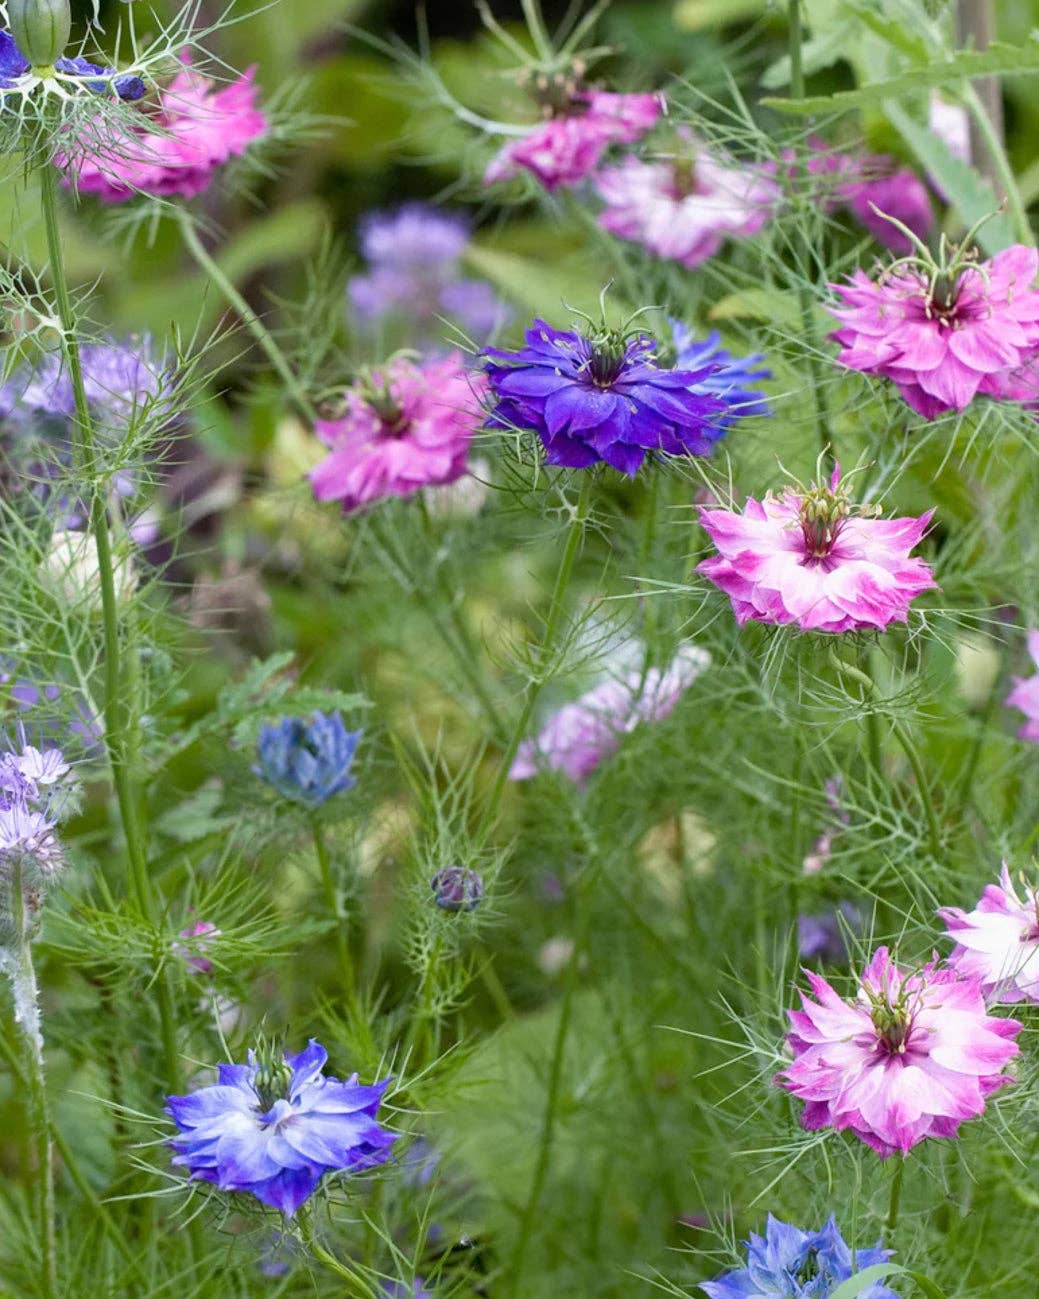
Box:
776 946 1021 1158
484 82 663 191
511 644 711 783
60 53 266 201
1005 629 1039 741
669 320 771 427
173 920 221 976
431 866 484 912
0 737 74 881
595 137 780 269
382 1283 432 1298
697 464 937 633
484 319 729 475
938 865 1039 1002
309 353 485 512
254 712 361 808
700 1214 899 1299
839 161 933 255
0 30 145 100
798 902 862 964
802 774 850 874
829 233 1039 419
15 338 170 429
348 204 510 346
167 1039 397 1216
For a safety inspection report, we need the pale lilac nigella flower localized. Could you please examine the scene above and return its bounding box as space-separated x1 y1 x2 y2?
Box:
700 1214 898 1299
938 865 1039 1002
167 1039 397 1215
929 93 971 166
0 737 75 880
309 354 485 512
776 946 1021 1158
174 920 221 976
698 465 936 633
485 86 663 192
61 54 267 201
348 204 509 346
798 902 862 964
595 136 779 268
511 644 711 783
1005 629 1039 742
829 236 1039 419
15 339 170 428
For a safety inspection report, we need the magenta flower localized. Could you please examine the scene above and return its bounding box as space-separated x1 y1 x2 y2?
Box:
829 242 1039 418
309 353 484 513
61 55 266 201
840 163 933 255
174 921 221 976
510 644 710 783
1006 629 1039 741
776 946 1021 1158
939 866 1039 1003
697 466 936 633
595 141 779 268
484 90 662 192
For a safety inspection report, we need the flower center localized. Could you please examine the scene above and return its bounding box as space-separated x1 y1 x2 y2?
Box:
360 377 410 437
796 1249 822 1286
870 999 912 1054
253 1040 293 1110
586 330 629 387
669 157 699 200
798 481 850 562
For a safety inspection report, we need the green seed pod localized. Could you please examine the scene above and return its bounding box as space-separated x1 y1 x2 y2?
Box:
8 0 72 67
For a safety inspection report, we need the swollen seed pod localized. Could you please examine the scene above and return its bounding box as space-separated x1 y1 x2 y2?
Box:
8 0 71 67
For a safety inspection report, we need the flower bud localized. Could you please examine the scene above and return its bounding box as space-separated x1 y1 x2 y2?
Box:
8 0 71 67
430 865 484 913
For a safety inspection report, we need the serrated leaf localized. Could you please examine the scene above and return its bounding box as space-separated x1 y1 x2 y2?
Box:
762 40 1039 115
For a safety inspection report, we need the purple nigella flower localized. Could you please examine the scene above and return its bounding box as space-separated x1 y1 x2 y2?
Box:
669 320 771 427
0 737 73 880
253 712 362 808
16 339 169 427
348 204 510 345
700 1214 899 1299
483 319 729 475
0 30 145 99
430 865 484 912
797 902 862 963
167 1039 397 1216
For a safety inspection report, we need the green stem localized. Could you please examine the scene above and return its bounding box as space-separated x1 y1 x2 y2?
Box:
311 819 356 1002
38 165 181 1091
639 469 661 664
886 1156 905 1233
11 865 56 1299
788 0 804 100
299 1209 378 1298
176 209 317 423
478 474 594 840
963 84 1031 246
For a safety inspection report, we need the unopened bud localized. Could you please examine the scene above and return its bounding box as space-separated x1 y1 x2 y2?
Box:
8 0 72 67
430 865 484 913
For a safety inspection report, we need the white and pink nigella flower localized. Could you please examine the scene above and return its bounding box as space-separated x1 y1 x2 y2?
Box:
1006 629 1039 741
510 644 711 783
309 353 484 513
484 90 663 192
939 865 1039 1002
697 466 936 634
595 142 779 268
776 946 1022 1158
60 55 267 201
829 244 1039 418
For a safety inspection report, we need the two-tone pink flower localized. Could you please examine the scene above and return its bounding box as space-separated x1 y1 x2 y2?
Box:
940 866 1039 1002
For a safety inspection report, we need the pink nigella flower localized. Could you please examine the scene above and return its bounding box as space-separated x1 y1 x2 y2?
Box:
595 140 779 268
1006 629 1039 741
484 89 662 191
840 164 933 255
309 353 484 513
61 55 267 201
697 465 936 633
939 866 1039 1002
510 644 710 783
829 233 1039 419
777 946 1021 1158
174 921 221 976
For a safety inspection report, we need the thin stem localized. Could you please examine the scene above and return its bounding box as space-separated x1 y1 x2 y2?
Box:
299 1209 379 1298
38 165 182 1091
11 865 56 1299
478 474 594 840
962 82 1032 247
886 1156 905 1233
788 0 804 101
639 469 661 665
311 819 356 1001
176 209 317 423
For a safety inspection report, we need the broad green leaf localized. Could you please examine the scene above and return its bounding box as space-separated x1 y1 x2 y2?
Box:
884 101 1015 254
708 288 802 329
762 40 1039 115
463 244 634 324
830 1264 906 1299
673 0 767 31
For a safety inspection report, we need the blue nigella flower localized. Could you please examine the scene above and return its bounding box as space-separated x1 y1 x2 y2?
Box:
0 30 145 99
669 319 771 427
483 318 730 476
700 1214 899 1299
167 1039 397 1217
253 712 362 808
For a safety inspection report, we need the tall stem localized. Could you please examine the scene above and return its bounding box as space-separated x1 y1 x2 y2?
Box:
177 209 317 423
39 165 182 1089
311 819 356 1001
886 1156 905 1232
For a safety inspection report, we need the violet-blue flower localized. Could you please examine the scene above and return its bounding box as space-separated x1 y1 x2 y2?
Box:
15 339 169 427
669 320 771 427
700 1214 898 1299
167 1039 397 1216
483 318 730 475
0 29 145 99
431 865 484 912
254 712 362 808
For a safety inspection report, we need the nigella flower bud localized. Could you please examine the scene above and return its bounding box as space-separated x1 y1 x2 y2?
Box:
430 865 484 913
8 0 71 67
